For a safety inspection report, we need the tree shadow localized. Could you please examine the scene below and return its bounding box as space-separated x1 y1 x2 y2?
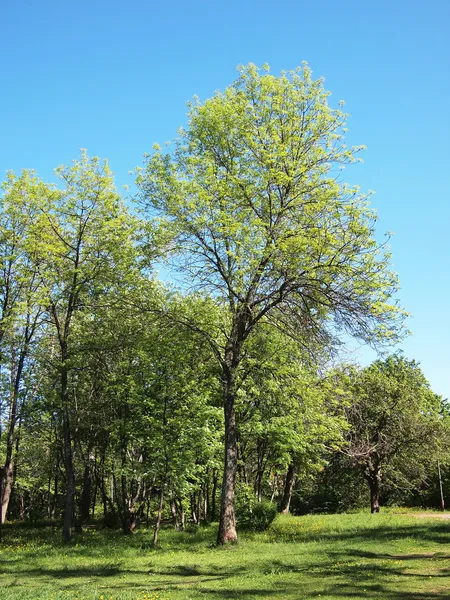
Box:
2 520 450 598
270 522 450 546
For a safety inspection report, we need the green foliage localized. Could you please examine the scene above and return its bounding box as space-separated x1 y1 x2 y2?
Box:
0 67 446 546
235 483 277 531
344 355 446 484
137 63 407 348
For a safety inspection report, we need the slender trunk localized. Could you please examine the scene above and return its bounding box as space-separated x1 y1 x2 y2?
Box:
190 493 198 524
52 449 59 519
1 346 27 523
270 473 278 503
18 494 25 520
176 497 185 530
205 474 210 520
146 498 150 527
255 471 263 503
197 489 202 522
280 462 296 514
211 470 218 521
99 458 108 520
61 360 75 542
153 483 164 546
217 368 238 544
438 461 445 511
255 439 267 502
203 485 208 522
80 463 92 523
91 473 97 518
170 500 178 530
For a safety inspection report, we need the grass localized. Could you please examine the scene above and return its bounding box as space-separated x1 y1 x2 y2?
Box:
1 511 450 599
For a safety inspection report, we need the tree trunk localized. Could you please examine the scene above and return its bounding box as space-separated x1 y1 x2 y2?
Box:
153 483 164 546
197 489 202 522
217 368 238 544
211 469 218 521
61 361 75 542
190 493 198 524
176 497 185 530
280 462 296 514
170 500 178 530
1 346 27 524
365 468 382 514
52 452 59 519
18 493 25 520
80 463 92 523
369 476 381 513
0 464 13 524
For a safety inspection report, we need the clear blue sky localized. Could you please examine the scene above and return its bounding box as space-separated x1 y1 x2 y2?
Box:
2 0 449 396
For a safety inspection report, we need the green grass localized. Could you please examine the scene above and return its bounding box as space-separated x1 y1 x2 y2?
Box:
1 511 450 599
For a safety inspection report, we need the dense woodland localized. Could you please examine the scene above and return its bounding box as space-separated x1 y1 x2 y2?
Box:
0 65 448 545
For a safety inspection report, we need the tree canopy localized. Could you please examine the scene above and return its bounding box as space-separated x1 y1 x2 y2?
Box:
137 63 407 543
0 66 446 548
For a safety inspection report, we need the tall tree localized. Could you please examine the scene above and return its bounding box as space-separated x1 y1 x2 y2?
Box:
0 171 46 525
30 151 136 541
137 64 406 543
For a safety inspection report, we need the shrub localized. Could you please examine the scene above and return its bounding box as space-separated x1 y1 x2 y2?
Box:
235 484 277 531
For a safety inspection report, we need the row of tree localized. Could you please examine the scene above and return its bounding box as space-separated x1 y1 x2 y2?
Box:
0 64 446 544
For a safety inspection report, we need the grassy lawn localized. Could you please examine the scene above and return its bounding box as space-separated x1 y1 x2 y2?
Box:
1 512 450 600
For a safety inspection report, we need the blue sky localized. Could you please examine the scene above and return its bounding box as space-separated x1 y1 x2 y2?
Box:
2 0 449 396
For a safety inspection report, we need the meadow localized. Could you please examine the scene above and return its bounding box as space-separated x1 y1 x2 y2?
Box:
1 512 450 600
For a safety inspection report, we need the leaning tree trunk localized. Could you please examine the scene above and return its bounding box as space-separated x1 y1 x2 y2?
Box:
1 346 27 524
217 366 238 544
280 462 296 514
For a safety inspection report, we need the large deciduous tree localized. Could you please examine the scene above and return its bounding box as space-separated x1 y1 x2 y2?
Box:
137 63 406 543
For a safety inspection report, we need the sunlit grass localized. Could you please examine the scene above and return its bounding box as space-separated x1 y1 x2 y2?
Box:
1 510 450 599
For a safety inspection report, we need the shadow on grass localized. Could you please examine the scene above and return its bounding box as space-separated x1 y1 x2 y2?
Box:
268 522 450 546
347 549 450 561
190 581 450 599
2 520 450 599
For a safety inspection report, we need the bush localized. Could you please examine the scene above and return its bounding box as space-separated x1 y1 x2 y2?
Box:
235 484 277 531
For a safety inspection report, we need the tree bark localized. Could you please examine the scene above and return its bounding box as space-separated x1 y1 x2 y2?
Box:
211 469 218 522
153 483 164 546
61 359 76 542
176 497 185 530
190 493 198 524
217 368 238 544
170 500 179 530
0 465 13 524
0 345 27 523
80 463 92 523
365 468 382 513
280 462 296 514
369 477 381 513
